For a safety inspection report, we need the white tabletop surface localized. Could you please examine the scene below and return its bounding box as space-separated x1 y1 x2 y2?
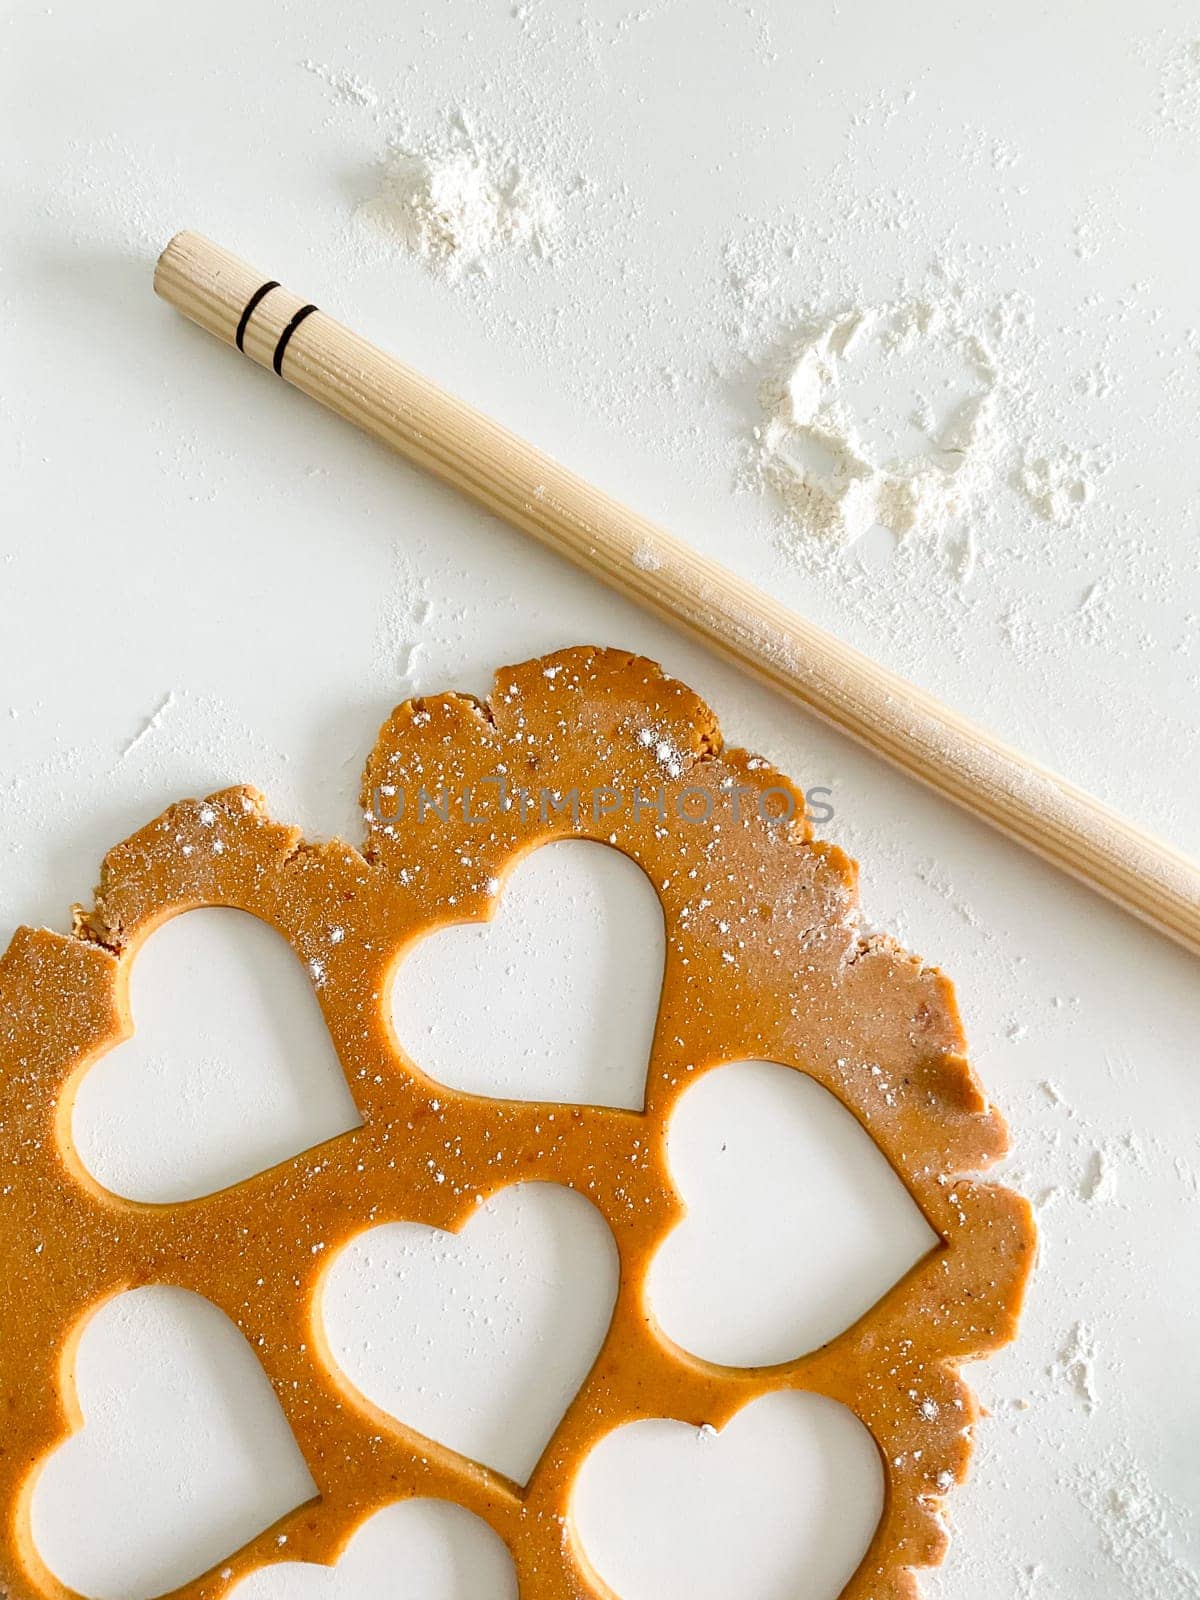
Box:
3 3 1199 1598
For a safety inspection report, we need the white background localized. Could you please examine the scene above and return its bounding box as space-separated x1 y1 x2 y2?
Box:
3 2 1199 1598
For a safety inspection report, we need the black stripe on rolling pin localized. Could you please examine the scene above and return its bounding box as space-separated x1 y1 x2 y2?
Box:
234 280 280 352
272 304 319 375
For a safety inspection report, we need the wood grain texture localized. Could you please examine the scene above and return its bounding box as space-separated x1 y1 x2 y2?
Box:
154 230 1200 959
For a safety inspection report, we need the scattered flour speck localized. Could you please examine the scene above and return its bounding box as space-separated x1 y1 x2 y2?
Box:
1054 1320 1099 1413
632 540 664 573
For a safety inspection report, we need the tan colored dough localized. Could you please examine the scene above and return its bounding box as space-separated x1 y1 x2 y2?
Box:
0 647 1033 1600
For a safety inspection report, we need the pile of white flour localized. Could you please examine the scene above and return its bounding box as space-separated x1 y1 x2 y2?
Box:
749 293 1003 546
743 278 1106 552
361 111 561 280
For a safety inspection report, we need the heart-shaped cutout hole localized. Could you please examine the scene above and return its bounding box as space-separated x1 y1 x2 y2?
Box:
72 908 362 1202
572 1391 883 1600
32 1286 317 1600
322 1182 619 1483
231 1500 517 1599
649 1060 938 1364
391 841 664 1109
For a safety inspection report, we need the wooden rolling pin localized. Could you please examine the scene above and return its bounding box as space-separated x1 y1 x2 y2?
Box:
154 230 1200 958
